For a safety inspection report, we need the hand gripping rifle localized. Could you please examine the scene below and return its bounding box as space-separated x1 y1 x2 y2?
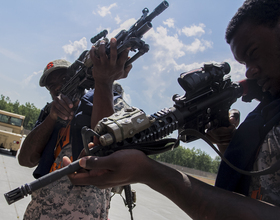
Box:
57 0 169 110
43 1 169 126
5 2 169 218
5 61 250 204
9 61 275 217
10 61 274 220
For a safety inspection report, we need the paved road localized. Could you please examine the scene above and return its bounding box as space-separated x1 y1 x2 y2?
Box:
0 150 191 220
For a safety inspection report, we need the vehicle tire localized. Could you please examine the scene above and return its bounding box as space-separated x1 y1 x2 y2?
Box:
11 150 17 156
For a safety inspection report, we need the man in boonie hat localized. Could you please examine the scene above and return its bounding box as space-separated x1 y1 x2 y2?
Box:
18 37 132 220
40 59 71 87
39 59 72 102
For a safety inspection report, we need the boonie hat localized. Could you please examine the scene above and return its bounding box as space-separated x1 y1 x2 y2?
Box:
39 59 71 87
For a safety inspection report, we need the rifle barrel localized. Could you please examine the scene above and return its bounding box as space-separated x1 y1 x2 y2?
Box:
146 1 169 21
5 160 81 205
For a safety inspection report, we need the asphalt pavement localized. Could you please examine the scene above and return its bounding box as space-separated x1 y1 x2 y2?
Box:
0 149 190 220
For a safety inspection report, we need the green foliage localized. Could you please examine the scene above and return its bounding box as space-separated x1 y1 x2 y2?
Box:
0 94 40 130
149 146 221 174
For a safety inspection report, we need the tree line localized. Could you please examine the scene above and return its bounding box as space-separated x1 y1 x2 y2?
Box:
0 95 41 130
150 145 221 174
0 94 221 173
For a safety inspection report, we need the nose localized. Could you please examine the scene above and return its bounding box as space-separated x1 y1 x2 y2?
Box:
245 64 259 79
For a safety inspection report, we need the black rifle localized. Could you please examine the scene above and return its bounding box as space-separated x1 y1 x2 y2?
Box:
8 62 274 220
5 61 260 206
59 0 169 107
7 3 169 219
52 1 168 127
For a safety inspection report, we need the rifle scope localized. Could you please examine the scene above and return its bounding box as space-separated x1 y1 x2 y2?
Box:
178 62 231 96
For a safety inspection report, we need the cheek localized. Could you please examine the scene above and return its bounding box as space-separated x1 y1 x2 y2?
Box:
266 60 280 81
260 51 280 80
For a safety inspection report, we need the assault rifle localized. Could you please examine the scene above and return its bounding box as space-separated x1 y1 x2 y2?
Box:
39 1 169 127
59 0 169 106
7 2 169 218
6 61 261 207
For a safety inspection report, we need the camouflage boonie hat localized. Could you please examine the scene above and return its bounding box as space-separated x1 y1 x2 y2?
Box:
40 59 71 87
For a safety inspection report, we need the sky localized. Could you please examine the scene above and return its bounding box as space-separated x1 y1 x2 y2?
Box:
0 0 258 158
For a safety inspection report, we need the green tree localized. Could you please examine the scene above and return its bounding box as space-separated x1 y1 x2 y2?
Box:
150 145 221 174
211 156 221 173
194 149 212 172
0 95 6 110
0 94 40 130
13 100 20 113
0 95 13 112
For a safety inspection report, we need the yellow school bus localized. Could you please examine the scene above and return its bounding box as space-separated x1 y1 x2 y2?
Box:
0 110 25 156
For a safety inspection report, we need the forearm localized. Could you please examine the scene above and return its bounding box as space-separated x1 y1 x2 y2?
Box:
66 149 280 219
18 115 56 167
91 82 114 129
145 161 280 220
90 37 131 129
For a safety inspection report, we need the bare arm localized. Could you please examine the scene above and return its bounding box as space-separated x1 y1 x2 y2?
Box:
90 38 132 129
147 161 277 220
18 114 56 167
63 149 280 220
19 38 131 167
18 94 74 167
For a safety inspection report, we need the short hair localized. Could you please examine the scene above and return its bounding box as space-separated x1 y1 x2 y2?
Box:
225 0 280 44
